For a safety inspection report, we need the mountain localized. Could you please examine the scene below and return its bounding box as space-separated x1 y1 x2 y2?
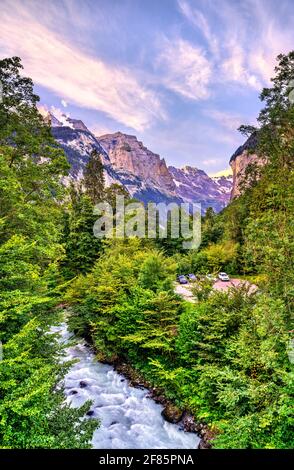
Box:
50 116 181 205
50 117 115 184
99 132 176 194
169 166 232 213
212 175 233 195
47 112 232 212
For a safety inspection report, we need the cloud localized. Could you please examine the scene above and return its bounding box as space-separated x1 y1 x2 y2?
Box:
61 99 68 108
177 0 294 92
176 0 262 92
38 104 74 127
0 0 165 131
156 37 212 100
178 0 219 55
202 158 219 166
220 40 262 90
204 109 245 132
50 106 72 127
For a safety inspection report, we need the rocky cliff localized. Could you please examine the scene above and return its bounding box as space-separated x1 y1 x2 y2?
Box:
229 133 265 198
98 132 176 194
50 118 181 205
47 112 232 212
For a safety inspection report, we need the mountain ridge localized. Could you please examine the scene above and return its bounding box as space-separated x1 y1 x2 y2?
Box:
47 112 232 212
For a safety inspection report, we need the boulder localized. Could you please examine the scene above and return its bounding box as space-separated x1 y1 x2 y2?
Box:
198 438 212 449
161 404 183 423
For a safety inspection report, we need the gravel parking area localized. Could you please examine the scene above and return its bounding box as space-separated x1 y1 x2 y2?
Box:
213 278 258 294
174 283 195 302
175 278 258 303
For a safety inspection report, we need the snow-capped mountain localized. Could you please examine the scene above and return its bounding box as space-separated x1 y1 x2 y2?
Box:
48 112 232 212
211 175 233 195
169 166 232 213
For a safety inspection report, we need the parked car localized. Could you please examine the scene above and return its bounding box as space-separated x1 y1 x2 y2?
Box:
177 275 188 284
218 272 230 281
206 274 217 282
187 273 197 281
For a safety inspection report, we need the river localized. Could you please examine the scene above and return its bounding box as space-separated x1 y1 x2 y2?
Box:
54 322 199 449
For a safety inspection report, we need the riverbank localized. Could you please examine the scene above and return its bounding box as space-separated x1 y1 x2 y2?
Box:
55 321 202 449
63 311 215 449
108 359 215 449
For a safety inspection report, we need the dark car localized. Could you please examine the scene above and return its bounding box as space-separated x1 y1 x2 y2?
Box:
187 273 197 281
177 275 188 284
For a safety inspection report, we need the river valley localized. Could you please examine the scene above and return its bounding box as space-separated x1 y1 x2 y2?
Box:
54 323 200 449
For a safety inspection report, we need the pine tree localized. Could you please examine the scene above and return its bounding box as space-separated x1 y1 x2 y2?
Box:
62 183 103 277
84 149 105 204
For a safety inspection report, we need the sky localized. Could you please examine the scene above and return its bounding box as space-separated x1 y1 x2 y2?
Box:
1 0 293 175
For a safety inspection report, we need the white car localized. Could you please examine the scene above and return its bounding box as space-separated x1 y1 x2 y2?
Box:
218 272 230 281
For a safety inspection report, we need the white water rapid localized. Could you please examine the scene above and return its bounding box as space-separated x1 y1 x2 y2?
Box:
54 323 199 449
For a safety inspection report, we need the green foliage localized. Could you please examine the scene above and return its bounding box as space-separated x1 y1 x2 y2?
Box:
189 241 238 275
65 52 294 449
84 149 105 204
0 57 96 448
203 241 239 274
2 52 293 450
65 237 293 448
200 207 223 247
66 240 181 360
62 184 103 277
138 251 176 291
0 317 98 448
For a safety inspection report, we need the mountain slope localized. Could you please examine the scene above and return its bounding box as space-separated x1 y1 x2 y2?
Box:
98 132 176 194
48 112 232 211
169 166 232 212
50 117 181 204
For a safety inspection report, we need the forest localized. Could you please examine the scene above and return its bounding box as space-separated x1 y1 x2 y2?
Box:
0 53 293 449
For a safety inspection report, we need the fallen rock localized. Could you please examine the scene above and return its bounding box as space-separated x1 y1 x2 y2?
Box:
198 438 212 449
182 412 200 433
161 404 183 423
79 380 88 388
86 410 95 417
69 390 78 395
147 391 166 405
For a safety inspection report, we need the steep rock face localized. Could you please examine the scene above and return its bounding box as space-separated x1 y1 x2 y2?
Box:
51 123 181 204
168 166 232 213
98 132 176 194
229 133 265 199
47 112 233 212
